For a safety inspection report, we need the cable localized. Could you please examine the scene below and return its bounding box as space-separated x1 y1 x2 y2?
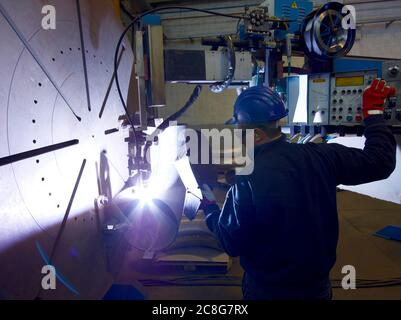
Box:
157 85 202 131
146 85 202 145
150 7 244 20
267 17 296 23
120 1 135 20
210 36 236 93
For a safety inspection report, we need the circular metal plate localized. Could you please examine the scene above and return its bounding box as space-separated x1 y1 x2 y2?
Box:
0 1 133 299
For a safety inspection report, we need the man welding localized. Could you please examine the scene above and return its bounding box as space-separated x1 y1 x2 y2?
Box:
201 79 397 300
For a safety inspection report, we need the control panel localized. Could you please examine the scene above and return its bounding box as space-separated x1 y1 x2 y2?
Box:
329 71 377 126
308 73 330 126
382 60 401 126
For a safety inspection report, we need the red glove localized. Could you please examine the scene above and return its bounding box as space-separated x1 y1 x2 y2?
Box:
362 79 397 118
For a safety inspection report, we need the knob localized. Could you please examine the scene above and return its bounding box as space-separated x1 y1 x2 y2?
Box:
346 115 353 122
389 66 400 77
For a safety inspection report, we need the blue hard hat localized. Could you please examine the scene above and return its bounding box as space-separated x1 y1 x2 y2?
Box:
226 86 288 125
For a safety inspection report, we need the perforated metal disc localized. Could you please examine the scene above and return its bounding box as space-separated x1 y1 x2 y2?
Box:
0 0 133 299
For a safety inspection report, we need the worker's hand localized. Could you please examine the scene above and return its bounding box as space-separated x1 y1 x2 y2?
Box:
362 79 397 118
200 184 217 210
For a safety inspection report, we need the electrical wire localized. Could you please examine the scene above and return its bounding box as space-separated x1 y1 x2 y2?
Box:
209 36 236 93
120 1 135 20
267 17 296 23
157 85 202 131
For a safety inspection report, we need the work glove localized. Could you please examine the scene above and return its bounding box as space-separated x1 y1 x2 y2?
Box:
200 184 217 210
362 79 397 119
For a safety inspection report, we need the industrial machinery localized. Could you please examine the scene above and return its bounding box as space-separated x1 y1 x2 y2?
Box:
124 0 359 173
127 0 401 145
288 63 401 133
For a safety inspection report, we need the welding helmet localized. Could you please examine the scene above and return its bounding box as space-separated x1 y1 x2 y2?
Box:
226 86 288 125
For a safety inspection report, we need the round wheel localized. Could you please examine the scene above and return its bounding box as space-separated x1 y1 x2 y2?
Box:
303 2 356 59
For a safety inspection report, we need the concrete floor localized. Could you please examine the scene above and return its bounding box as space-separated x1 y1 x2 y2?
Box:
117 190 401 300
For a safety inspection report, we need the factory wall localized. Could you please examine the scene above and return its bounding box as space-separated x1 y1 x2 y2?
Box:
329 136 401 205
349 0 401 59
163 83 237 126
351 23 401 59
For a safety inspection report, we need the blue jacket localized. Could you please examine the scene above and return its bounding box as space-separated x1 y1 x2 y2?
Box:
205 115 396 299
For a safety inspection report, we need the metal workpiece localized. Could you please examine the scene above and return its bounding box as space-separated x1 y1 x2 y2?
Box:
0 0 133 299
113 126 189 252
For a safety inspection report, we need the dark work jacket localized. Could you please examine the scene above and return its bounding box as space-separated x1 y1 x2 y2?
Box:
205 115 396 300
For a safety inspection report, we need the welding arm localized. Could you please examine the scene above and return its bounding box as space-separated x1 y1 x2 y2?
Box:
204 178 256 257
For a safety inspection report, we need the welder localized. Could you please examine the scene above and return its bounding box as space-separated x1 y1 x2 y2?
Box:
201 79 397 300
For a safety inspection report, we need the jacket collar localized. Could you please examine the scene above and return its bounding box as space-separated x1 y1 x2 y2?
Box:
254 134 287 155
